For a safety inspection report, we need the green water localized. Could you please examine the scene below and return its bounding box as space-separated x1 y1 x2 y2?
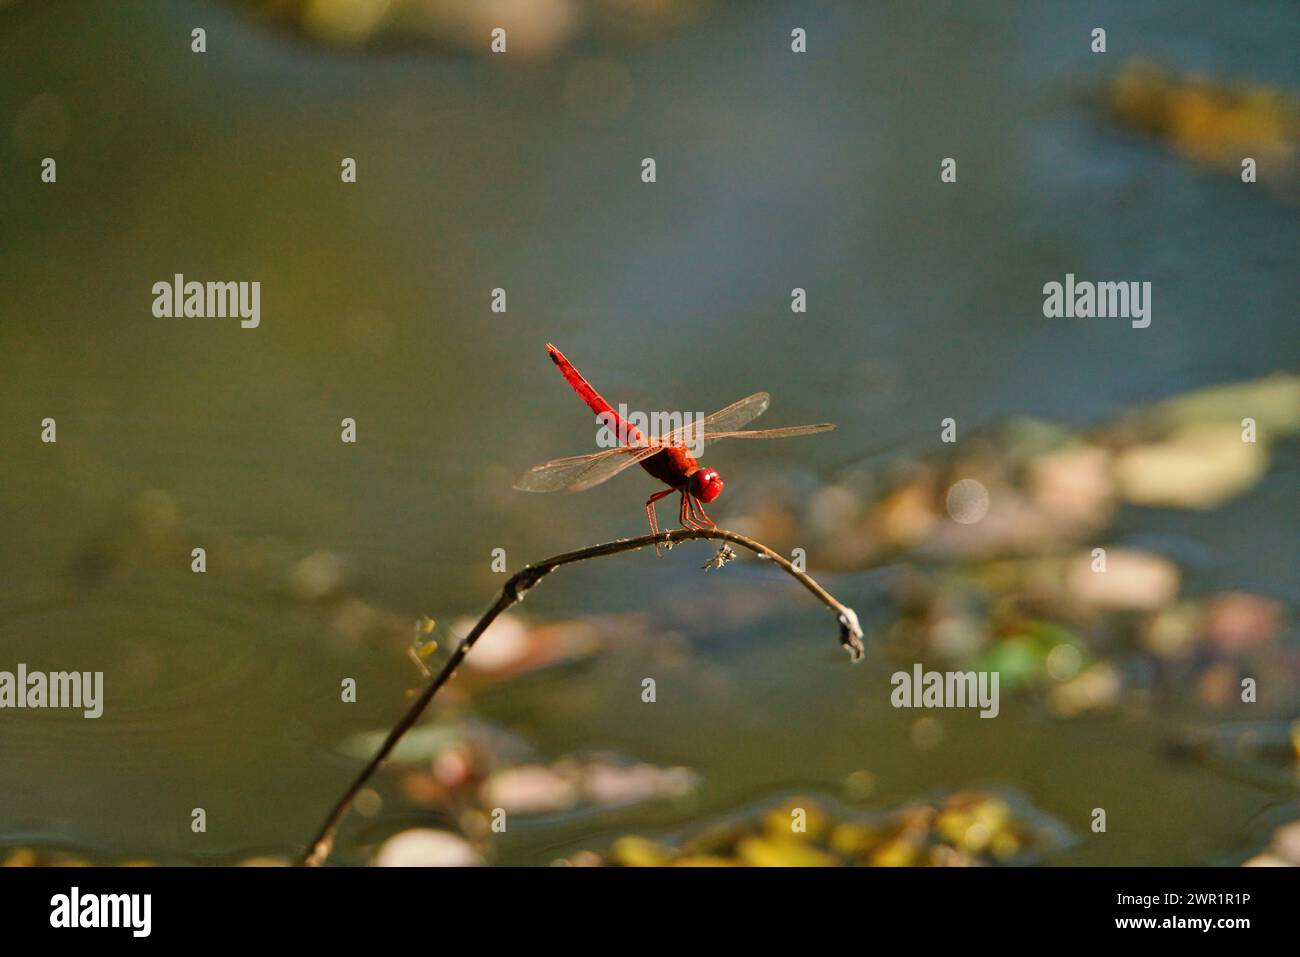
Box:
1 0 1297 864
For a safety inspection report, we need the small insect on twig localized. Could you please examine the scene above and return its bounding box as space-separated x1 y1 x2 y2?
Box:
702 544 737 570
405 617 438 678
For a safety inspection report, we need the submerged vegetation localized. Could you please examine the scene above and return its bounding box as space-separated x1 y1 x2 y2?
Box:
569 792 1068 868
1109 59 1300 197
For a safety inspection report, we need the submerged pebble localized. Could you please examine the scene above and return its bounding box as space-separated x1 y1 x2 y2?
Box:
374 829 482 867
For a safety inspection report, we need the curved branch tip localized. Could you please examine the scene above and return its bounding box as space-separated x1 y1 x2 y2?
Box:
300 526 864 866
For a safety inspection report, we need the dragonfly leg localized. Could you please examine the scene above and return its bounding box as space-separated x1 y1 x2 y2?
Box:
678 492 706 530
681 494 702 530
645 489 674 555
689 494 717 528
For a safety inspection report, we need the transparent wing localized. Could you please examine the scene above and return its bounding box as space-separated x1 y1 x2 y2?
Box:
513 443 662 493
662 393 770 443
699 423 836 442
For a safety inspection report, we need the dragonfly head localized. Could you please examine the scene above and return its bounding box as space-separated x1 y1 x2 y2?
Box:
690 467 724 503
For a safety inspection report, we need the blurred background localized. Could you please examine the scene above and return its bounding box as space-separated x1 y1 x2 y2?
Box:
0 0 1297 866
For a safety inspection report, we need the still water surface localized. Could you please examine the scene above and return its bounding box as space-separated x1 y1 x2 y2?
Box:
1 1 1297 863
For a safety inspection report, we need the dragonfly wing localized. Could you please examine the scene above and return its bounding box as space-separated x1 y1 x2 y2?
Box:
663 393 770 444
701 423 836 442
513 444 661 493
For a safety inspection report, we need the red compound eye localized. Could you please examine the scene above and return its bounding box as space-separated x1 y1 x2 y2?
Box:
692 469 724 503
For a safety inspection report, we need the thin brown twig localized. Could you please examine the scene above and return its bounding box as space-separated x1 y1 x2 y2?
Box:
300 527 865 867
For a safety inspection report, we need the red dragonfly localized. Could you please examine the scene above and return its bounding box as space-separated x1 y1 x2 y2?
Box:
515 343 835 545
